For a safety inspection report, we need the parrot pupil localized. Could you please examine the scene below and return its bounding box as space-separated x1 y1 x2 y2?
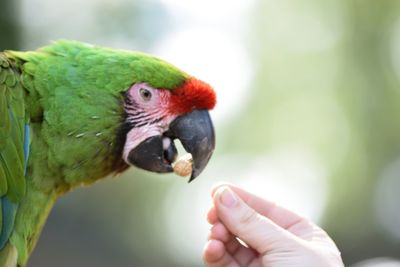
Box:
140 88 152 101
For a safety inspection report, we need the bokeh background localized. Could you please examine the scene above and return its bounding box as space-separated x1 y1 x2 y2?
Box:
1 0 400 266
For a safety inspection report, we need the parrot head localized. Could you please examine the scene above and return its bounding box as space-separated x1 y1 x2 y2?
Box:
119 77 216 181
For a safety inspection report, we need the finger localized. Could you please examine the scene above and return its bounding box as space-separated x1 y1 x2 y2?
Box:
207 205 219 224
213 186 300 254
209 223 258 266
234 244 259 267
209 222 231 242
203 240 241 267
209 223 241 254
208 223 241 254
212 183 304 230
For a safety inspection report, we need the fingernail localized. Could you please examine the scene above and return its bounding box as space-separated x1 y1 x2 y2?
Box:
219 187 237 207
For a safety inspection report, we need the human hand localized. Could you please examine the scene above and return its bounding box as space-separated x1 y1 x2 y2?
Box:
203 184 344 267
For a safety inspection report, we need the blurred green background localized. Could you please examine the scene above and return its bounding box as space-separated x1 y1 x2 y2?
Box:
2 0 400 266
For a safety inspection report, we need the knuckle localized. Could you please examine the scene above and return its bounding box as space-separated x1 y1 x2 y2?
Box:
239 207 258 227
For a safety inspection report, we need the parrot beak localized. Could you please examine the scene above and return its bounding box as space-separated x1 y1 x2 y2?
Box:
127 109 215 181
167 109 215 182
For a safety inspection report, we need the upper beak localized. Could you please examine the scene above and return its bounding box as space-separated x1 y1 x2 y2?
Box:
127 109 215 181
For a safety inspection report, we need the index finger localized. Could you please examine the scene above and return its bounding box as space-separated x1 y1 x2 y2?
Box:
211 183 304 230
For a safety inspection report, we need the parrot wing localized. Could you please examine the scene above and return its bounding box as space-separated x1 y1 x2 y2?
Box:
0 53 28 250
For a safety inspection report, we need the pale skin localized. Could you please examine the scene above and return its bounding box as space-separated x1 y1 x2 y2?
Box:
203 184 345 267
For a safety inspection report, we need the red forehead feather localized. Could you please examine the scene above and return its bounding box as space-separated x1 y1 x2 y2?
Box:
168 77 216 114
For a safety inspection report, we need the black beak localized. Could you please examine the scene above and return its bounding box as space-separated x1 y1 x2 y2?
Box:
127 109 215 181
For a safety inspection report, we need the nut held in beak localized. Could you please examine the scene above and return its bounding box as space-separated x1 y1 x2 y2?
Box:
173 153 193 177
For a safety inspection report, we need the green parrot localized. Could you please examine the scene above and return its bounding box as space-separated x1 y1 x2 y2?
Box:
0 40 216 267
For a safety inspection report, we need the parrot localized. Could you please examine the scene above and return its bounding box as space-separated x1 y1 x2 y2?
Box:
0 40 216 267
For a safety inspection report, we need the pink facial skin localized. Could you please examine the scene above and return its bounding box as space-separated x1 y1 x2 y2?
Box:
122 83 177 163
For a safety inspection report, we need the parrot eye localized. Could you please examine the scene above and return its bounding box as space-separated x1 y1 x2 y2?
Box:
139 88 152 102
139 88 152 101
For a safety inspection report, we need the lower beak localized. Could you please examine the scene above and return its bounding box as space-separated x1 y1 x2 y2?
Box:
127 109 215 181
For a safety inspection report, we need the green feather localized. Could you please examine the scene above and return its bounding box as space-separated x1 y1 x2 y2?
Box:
0 70 7 84
5 72 16 88
0 141 24 203
0 167 7 197
0 90 10 148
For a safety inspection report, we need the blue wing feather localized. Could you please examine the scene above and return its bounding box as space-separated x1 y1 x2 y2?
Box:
0 197 18 248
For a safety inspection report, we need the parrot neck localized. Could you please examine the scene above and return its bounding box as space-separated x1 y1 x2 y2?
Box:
11 180 58 266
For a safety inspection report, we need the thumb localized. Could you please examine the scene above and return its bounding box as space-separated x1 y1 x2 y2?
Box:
213 186 300 254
